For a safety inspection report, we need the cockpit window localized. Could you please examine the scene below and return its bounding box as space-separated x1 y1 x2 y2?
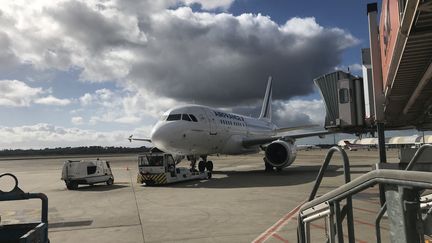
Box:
167 114 181 121
189 114 198 122
182 114 191 121
160 115 168 121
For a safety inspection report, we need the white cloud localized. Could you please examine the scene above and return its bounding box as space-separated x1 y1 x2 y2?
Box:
79 93 93 106
0 80 43 107
334 63 363 74
0 123 153 149
0 80 71 107
183 0 234 10
281 17 323 37
274 99 325 126
71 116 84 125
81 87 179 125
35 95 71 106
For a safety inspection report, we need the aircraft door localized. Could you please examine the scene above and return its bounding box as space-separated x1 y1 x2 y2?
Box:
204 109 217 135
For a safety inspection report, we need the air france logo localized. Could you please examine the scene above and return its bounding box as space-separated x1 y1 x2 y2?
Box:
214 111 244 121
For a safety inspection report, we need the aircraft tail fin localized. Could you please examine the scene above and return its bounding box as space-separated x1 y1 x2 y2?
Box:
259 76 272 121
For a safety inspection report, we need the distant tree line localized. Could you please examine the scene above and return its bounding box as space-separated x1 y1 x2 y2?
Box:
0 146 151 157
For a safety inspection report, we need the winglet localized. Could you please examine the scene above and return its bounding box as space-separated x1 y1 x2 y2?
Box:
259 76 272 121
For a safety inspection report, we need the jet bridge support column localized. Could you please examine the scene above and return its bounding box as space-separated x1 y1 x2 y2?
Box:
385 185 423 242
368 2 387 205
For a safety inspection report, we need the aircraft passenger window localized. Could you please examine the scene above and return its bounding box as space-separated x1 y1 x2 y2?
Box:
167 114 181 121
339 88 350 104
87 165 97 175
182 114 191 121
189 114 198 122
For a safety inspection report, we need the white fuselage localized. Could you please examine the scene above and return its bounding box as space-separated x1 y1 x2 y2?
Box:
150 105 277 156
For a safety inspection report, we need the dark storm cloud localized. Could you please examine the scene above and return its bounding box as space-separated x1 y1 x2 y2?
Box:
231 99 325 127
127 9 358 106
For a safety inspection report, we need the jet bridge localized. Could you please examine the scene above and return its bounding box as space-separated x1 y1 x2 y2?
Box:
315 0 432 133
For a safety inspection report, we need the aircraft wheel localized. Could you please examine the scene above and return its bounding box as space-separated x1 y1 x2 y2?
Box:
198 161 206 172
106 178 114 185
67 181 78 190
207 172 212 179
206 161 213 172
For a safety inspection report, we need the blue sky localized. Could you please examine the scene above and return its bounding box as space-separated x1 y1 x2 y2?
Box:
0 0 399 149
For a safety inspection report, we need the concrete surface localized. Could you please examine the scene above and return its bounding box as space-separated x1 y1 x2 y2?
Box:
0 149 407 242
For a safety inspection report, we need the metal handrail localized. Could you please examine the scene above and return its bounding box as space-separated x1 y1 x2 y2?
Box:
0 173 48 223
308 146 351 201
375 144 432 243
300 146 355 243
298 169 432 242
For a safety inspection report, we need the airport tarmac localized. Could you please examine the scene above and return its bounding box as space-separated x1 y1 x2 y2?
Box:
0 149 402 242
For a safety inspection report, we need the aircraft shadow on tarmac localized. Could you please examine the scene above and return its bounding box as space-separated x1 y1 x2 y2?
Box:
164 164 344 189
73 184 129 191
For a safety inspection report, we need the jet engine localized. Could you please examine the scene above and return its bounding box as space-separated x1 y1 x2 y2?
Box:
264 140 297 168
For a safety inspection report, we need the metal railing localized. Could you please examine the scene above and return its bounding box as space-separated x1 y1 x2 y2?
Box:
0 173 49 243
375 144 432 243
299 146 355 243
298 169 432 242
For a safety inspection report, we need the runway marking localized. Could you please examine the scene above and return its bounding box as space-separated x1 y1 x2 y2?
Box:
253 203 371 243
307 222 368 243
272 233 290 242
252 201 304 243
129 170 146 243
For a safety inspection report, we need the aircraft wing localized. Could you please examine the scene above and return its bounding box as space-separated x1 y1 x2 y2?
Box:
275 124 319 133
242 130 333 147
128 135 151 143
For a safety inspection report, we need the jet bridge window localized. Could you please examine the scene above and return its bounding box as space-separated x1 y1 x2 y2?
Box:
339 88 350 104
167 114 181 121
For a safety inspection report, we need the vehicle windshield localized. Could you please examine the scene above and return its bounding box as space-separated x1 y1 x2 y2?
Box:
138 154 164 166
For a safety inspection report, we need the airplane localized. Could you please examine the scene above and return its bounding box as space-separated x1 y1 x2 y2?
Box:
342 140 373 151
130 77 330 172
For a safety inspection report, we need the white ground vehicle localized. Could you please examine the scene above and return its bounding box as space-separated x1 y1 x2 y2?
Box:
137 149 211 186
61 159 114 190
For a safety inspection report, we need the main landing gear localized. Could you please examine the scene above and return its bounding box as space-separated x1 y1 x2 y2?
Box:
189 155 214 178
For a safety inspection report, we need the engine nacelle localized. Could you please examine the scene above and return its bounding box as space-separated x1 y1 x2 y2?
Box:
264 140 297 168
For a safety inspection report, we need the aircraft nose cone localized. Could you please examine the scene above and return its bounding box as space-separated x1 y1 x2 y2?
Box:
150 125 164 144
150 123 172 150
